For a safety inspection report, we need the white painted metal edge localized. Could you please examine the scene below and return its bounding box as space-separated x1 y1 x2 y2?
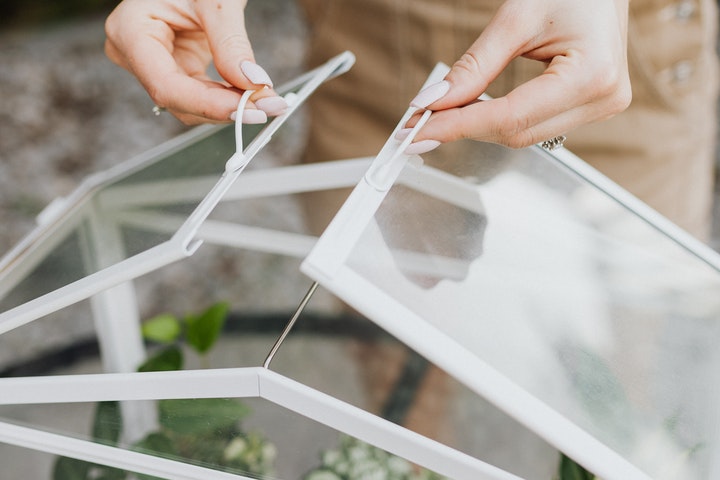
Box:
0 368 262 405
302 176 388 279
542 145 720 271
97 157 373 210
198 221 316 258
302 63 446 280
96 175 218 210
113 210 316 258
0 366 521 479
224 157 372 199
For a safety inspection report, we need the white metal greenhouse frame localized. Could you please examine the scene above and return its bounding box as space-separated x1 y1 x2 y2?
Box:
1 52 720 480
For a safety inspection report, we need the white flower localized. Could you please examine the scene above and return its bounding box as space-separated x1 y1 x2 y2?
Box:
223 438 247 461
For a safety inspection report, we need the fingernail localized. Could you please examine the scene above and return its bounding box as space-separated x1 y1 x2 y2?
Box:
255 96 288 116
404 139 441 155
394 128 412 141
240 61 273 87
241 109 268 124
410 80 450 109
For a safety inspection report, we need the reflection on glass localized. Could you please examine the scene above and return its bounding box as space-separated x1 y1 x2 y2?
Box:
344 140 720 479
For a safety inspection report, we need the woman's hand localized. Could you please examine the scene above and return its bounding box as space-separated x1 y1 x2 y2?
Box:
104 0 287 125
404 0 632 154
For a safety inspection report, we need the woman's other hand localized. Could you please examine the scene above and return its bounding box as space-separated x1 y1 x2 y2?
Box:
404 0 632 154
104 0 287 125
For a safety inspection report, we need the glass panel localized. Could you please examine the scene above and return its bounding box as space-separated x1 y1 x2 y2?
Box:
0 68 318 312
0 230 87 311
0 300 96 375
0 310 530 478
0 442 82 480
330 140 720 479
270 313 559 479
0 126 232 312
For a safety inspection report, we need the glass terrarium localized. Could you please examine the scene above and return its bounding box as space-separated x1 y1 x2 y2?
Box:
1 55 719 480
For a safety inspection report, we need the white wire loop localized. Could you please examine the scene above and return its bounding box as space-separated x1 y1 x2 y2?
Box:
224 89 256 172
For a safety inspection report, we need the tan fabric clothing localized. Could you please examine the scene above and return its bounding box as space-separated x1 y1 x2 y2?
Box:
299 0 719 239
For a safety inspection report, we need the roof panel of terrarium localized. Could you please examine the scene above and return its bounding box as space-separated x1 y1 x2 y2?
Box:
302 137 720 480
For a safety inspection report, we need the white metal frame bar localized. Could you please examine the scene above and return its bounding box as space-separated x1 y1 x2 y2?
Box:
0 421 258 480
0 241 189 336
115 210 316 258
545 145 720 271
96 157 373 210
0 367 521 480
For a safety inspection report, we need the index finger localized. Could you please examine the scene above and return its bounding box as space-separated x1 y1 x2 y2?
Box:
411 59 626 148
106 8 244 121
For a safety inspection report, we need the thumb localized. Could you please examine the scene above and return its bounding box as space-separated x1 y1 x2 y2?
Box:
195 0 274 90
412 6 528 111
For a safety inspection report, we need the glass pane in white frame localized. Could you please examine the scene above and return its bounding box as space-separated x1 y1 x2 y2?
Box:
302 68 720 480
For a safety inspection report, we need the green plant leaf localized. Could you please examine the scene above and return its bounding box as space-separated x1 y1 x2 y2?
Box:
92 401 122 445
133 431 177 456
94 465 127 480
557 454 595 480
52 456 90 480
142 314 182 343
159 398 250 435
185 303 228 354
137 346 183 372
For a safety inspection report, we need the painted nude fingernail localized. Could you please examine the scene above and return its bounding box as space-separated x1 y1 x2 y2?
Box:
241 109 268 124
240 61 273 87
394 128 413 141
404 140 441 155
255 96 288 116
410 80 450 109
